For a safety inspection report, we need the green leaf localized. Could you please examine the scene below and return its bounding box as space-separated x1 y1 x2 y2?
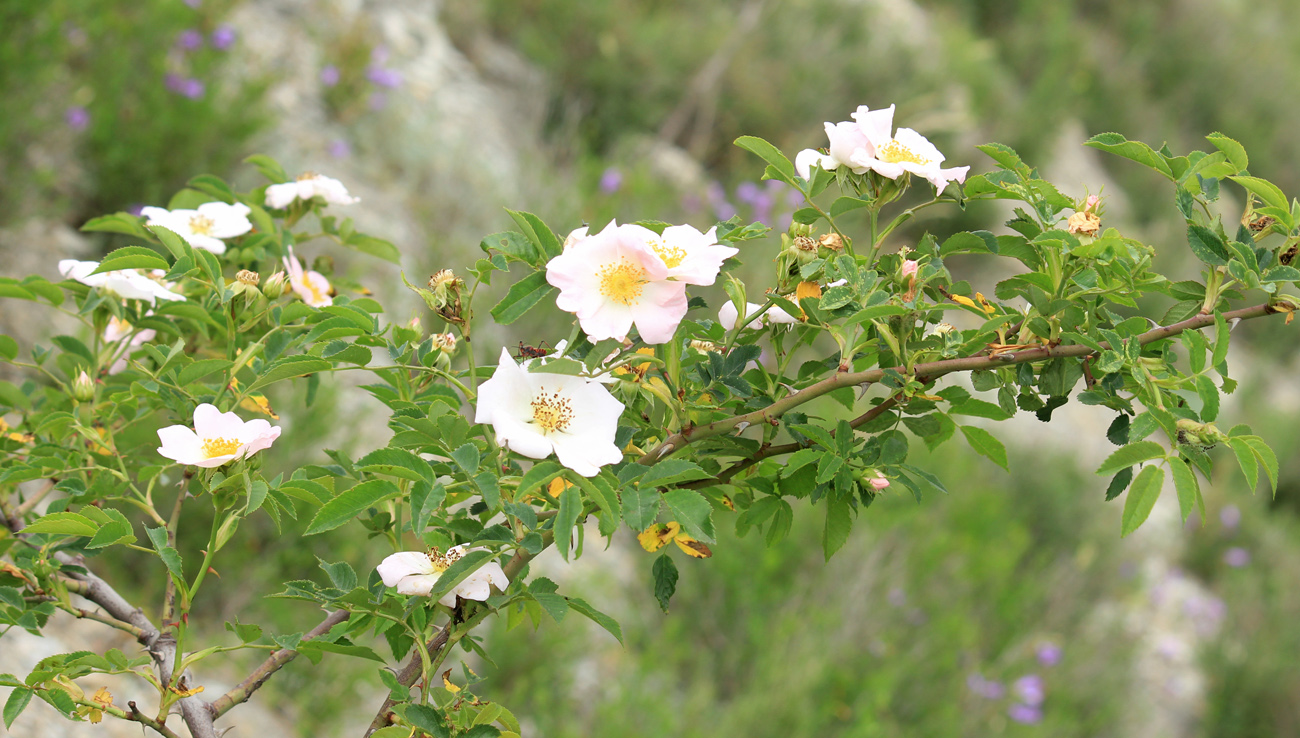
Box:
567 596 624 644
569 474 621 537
4 687 33 729
734 135 798 185
450 443 480 475
517 461 564 499
1169 458 1201 523
1205 132 1248 172
91 245 171 274
1212 311 1230 368
430 549 496 604
246 355 333 394
1121 464 1165 536
1095 440 1167 476
1263 265 1300 282
400 704 448 738
1229 175 1288 212
822 494 853 561
958 426 1008 471
949 398 1012 421
177 358 233 386
830 196 871 218
355 447 434 483
489 271 556 325
505 209 562 260
244 153 290 183
1084 133 1173 179
652 553 678 613
1186 225 1229 267
554 486 581 562
297 640 386 663
1241 436 1279 495
145 526 185 578
1105 467 1134 501
86 509 136 549
662 488 715 543
0 335 16 362
318 558 358 590
304 480 401 535
621 486 660 531
80 212 153 239
21 512 99 537
343 234 402 264
1194 374 1219 422
638 459 709 489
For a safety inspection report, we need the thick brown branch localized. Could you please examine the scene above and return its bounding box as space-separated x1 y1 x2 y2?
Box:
208 610 351 719
640 302 1278 466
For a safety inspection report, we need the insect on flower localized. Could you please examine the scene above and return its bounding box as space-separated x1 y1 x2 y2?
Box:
515 341 551 360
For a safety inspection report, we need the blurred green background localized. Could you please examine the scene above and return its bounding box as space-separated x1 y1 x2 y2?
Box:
2 0 1299 736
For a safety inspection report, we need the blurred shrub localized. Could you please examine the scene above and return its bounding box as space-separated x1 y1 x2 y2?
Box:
0 0 268 224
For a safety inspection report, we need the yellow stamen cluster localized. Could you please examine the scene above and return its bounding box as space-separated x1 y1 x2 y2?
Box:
530 389 574 434
201 437 240 458
649 238 687 268
598 259 648 306
426 547 464 573
188 214 216 236
877 139 930 166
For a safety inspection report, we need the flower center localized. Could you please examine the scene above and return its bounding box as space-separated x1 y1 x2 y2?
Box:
530 388 574 434
598 259 648 306
189 214 216 236
201 437 240 458
427 547 463 573
301 275 328 303
297 171 318 181
649 238 687 269
877 139 930 166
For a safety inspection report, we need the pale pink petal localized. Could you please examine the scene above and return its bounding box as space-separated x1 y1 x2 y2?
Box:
630 280 688 344
852 104 896 147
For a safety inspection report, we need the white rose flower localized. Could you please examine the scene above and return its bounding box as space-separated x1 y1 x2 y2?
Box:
282 245 333 307
475 348 624 477
156 403 282 468
636 223 738 286
58 260 185 305
264 173 359 209
141 202 253 254
848 104 970 193
376 546 510 607
104 315 157 374
717 301 797 331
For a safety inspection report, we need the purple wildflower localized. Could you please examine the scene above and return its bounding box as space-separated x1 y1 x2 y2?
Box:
211 25 236 50
1184 594 1227 636
966 673 1005 700
64 106 90 130
165 73 186 92
680 193 701 212
776 212 793 231
367 67 403 89
328 139 352 159
1223 547 1250 568
1013 674 1045 706
126 204 145 217
177 29 203 51
713 201 737 221
1035 642 1062 667
320 65 340 87
1220 504 1241 530
735 181 760 204
178 78 206 100
1008 703 1043 724
371 45 390 65
368 92 388 110
786 187 805 207
598 167 623 195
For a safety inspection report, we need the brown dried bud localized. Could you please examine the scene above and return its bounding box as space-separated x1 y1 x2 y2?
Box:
1066 211 1101 236
793 235 818 252
818 233 845 251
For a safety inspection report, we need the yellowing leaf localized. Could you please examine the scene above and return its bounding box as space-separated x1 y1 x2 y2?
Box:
239 394 280 419
169 684 205 697
673 535 713 558
796 281 823 300
720 494 735 511
92 687 113 710
638 522 680 552
442 669 461 693
547 477 573 498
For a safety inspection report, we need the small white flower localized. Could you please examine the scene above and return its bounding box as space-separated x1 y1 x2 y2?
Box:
282 245 332 307
58 260 185 305
637 224 738 286
376 545 510 607
103 315 157 374
141 202 253 254
847 104 970 192
475 348 624 477
156 403 281 468
795 119 876 180
717 301 797 331
264 173 359 209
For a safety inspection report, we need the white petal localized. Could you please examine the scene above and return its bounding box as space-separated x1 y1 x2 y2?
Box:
377 551 436 587
453 572 492 602
265 183 298 209
474 348 536 427
795 149 836 180
892 128 945 165
852 104 896 147
157 425 204 464
397 574 438 597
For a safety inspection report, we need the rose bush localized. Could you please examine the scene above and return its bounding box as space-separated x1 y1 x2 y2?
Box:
0 111 1295 738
